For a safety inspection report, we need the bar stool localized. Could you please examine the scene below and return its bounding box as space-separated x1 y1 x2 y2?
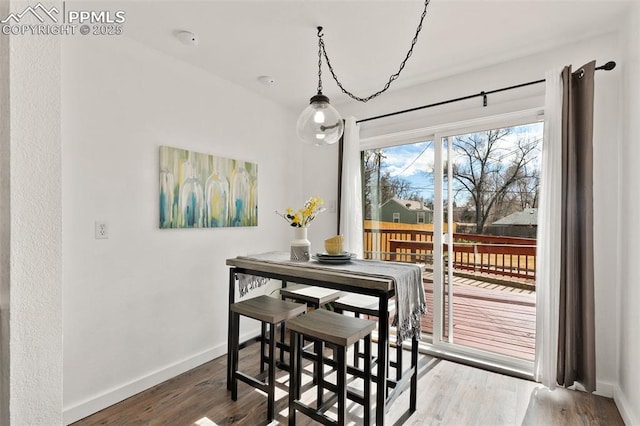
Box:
287 309 376 426
278 283 343 368
229 295 306 422
333 293 403 381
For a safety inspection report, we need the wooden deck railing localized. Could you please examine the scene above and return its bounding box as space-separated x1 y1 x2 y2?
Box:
364 228 537 280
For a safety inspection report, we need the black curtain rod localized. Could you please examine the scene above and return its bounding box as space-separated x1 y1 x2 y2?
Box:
356 60 616 124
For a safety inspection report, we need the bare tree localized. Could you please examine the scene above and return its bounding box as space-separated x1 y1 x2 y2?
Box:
381 172 416 200
451 129 540 233
362 150 383 219
514 167 540 210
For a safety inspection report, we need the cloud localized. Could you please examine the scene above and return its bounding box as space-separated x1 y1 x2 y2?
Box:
382 141 435 178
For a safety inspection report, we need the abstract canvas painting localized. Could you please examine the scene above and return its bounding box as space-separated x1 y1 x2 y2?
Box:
159 146 258 228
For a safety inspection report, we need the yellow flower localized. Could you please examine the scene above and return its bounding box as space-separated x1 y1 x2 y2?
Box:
275 196 325 228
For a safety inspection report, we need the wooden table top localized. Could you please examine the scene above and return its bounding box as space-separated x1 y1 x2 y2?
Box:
226 252 395 292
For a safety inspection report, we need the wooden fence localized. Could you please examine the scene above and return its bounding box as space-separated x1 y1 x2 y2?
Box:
364 227 537 280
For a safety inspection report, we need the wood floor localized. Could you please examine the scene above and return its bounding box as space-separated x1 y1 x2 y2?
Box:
73 342 623 426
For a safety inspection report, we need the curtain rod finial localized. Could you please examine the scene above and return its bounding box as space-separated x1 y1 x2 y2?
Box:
597 61 616 71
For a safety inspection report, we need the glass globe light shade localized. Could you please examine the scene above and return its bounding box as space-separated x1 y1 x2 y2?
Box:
296 94 344 145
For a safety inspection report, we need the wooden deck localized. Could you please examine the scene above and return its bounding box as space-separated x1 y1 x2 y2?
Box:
418 271 536 361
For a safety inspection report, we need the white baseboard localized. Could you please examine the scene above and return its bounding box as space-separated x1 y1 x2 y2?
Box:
594 380 615 398
62 328 259 425
614 385 640 426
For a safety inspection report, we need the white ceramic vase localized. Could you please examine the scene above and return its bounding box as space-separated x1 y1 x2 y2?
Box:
290 226 310 261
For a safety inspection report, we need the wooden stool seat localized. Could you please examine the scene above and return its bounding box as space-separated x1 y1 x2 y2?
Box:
230 294 307 323
279 283 342 307
287 308 376 347
229 295 306 422
288 309 376 425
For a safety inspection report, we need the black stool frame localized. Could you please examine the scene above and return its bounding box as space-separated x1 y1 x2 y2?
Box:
288 326 372 425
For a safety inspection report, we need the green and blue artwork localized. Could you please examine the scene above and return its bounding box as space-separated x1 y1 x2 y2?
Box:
159 146 258 228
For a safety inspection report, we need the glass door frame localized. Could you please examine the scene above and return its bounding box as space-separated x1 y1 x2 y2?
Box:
430 111 542 375
360 109 543 377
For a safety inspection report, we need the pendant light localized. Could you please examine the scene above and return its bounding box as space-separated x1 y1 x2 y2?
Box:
296 1 432 146
296 27 344 146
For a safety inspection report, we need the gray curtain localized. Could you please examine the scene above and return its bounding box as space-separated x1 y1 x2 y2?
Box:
557 61 596 391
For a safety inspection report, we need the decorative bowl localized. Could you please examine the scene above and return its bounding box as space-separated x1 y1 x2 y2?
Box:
324 235 344 255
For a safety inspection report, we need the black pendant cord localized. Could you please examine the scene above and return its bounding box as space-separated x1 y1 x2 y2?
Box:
356 61 617 124
318 0 431 103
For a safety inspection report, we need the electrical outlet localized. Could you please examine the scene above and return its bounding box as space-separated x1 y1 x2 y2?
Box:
95 221 108 239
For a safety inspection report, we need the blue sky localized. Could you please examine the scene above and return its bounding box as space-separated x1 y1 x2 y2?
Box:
376 122 544 205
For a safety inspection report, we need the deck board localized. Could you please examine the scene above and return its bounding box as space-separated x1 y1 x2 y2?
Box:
418 272 536 361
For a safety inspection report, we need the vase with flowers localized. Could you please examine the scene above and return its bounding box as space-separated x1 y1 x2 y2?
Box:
276 196 325 261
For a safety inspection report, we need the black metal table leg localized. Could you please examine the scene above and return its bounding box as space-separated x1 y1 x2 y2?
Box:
376 295 389 425
227 268 236 391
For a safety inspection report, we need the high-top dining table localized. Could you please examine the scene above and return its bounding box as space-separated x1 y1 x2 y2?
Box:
226 251 426 425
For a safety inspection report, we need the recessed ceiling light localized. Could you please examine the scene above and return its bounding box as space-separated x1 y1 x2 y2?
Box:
258 75 276 86
175 30 199 46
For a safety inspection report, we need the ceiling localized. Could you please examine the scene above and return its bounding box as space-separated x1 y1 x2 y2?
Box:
119 0 630 110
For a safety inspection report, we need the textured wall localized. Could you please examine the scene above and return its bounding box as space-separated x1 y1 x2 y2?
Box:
7 1 64 422
0 0 11 423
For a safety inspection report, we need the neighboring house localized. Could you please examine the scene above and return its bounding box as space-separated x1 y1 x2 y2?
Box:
488 207 538 238
380 198 433 224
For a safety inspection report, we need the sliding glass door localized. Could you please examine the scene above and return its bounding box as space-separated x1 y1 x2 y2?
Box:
361 112 543 373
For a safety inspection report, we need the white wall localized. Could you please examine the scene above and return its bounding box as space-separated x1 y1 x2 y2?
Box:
4 4 64 424
61 35 301 423
616 3 640 424
297 142 342 250
308 32 623 395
